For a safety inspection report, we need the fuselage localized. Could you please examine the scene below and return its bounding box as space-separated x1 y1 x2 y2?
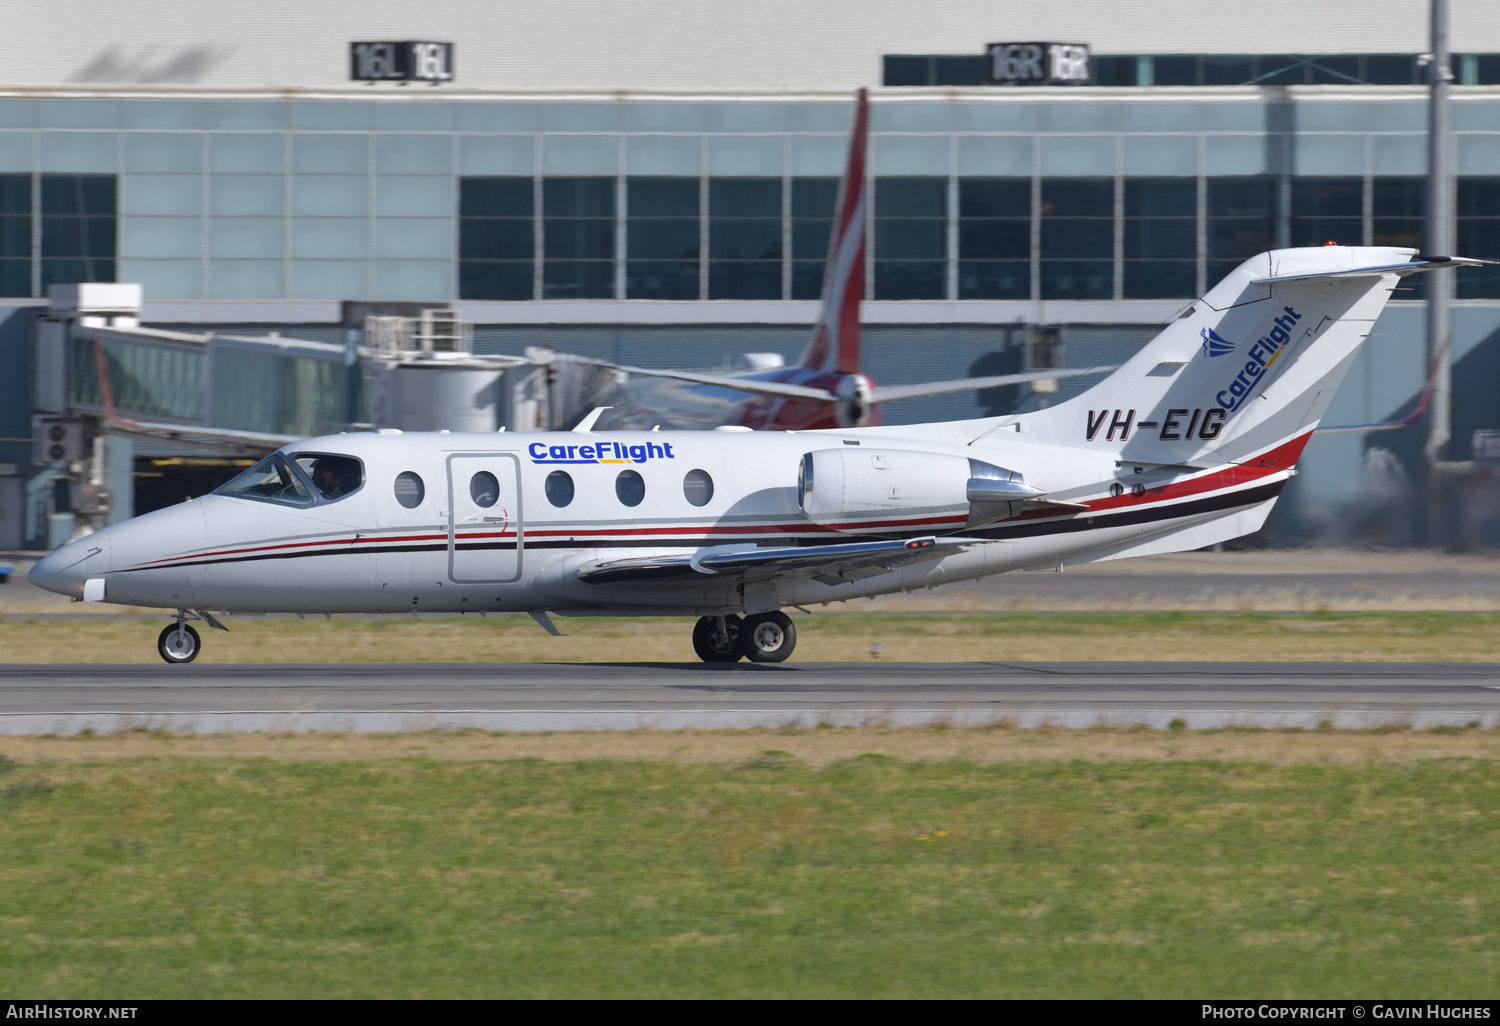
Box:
29 419 1296 617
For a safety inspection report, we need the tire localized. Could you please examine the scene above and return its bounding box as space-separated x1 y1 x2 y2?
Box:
692 615 742 663
157 623 201 664
739 611 796 663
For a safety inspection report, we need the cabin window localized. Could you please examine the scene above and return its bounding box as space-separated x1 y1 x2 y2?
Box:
215 453 317 508
470 471 499 508
292 453 363 501
682 469 713 507
615 469 645 507
545 470 574 507
394 471 425 509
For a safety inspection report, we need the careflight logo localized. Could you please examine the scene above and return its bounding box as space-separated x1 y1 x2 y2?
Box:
528 440 677 465
1201 327 1235 358
1214 306 1302 413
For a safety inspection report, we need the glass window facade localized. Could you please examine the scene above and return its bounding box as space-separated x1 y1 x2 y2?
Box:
543 177 614 299
1040 178 1112 300
791 177 837 301
42 175 116 292
709 178 781 300
1124 178 1196 299
875 177 945 300
958 178 1029 300
1207 178 1276 284
1291 178 1362 247
626 177 697 300
1458 178 1500 300
459 177 533 301
0 175 30 298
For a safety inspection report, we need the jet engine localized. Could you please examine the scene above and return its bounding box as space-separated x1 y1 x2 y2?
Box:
798 448 1044 533
833 374 875 428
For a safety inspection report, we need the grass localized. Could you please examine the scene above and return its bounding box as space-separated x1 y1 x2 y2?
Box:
2 611 1499 663
0 734 1497 997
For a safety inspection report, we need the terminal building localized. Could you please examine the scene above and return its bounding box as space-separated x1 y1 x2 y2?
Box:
2 0 1500 549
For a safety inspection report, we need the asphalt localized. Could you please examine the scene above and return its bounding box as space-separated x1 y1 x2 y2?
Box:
2 661 1497 734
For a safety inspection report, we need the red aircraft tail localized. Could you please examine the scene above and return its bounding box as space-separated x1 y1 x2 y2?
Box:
797 89 867 376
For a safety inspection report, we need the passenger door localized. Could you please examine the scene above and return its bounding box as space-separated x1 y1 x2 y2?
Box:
445 453 523 584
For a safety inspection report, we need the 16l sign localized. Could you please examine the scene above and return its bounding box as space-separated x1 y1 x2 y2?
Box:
986 43 1090 85
350 42 454 83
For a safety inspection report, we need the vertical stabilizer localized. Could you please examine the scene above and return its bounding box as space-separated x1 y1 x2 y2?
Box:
1034 247 1418 466
798 89 867 375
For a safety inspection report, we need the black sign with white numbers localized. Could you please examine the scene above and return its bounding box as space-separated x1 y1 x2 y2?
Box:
985 43 1090 85
350 42 454 83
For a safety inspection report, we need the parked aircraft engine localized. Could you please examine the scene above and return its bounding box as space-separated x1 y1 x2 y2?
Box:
797 448 1044 533
833 374 875 428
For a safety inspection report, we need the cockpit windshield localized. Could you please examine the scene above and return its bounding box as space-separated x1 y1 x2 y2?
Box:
215 454 317 507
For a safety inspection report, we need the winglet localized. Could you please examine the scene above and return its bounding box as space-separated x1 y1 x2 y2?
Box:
571 407 611 433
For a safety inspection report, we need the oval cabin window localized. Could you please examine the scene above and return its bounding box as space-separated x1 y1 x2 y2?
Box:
470 471 499 508
682 469 713 507
545 470 575 508
615 470 645 507
394 471 425 509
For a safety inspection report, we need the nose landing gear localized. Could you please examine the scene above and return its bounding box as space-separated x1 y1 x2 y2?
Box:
691 611 797 663
157 621 201 664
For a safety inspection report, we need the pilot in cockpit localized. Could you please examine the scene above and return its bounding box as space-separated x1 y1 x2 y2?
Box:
310 456 360 500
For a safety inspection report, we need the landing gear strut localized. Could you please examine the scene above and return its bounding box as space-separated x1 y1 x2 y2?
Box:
692 615 741 662
691 611 797 663
157 614 201 664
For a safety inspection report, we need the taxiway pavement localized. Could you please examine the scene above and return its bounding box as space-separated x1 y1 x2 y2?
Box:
2 661 1497 733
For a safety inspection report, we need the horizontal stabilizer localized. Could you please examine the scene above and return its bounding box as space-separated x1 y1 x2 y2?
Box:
577 535 983 586
871 366 1117 404
1251 255 1499 287
611 364 836 403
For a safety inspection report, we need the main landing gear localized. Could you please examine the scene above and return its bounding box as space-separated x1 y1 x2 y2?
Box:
691 612 797 664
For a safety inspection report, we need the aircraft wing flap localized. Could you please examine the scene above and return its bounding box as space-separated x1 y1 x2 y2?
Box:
576 535 981 586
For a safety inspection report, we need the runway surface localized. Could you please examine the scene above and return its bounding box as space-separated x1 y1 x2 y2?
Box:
2 661 1498 733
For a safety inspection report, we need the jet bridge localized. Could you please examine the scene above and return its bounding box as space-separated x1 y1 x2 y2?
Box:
27 284 618 535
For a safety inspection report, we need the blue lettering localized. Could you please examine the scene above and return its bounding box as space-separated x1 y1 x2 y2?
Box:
549 445 566 460
1269 326 1288 345
1283 305 1301 320
647 442 665 459
1244 360 1262 378
1216 389 1239 411
578 444 594 460
663 442 675 458
566 445 577 459
528 442 547 459
613 442 623 459
628 444 647 462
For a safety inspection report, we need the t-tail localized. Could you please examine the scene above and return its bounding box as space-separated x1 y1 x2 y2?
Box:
1034 246 1487 469
797 88 867 377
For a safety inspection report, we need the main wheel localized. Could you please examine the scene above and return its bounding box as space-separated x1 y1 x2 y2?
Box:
739 611 796 663
157 623 201 664
692 615 742 663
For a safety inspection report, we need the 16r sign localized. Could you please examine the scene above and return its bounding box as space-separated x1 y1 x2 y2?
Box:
986 43 1090 85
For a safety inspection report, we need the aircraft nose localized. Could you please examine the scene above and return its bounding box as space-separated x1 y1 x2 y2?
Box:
28 535 107 599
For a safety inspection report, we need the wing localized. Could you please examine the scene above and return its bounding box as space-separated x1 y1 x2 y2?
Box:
102 418 300 454
576 535 987 587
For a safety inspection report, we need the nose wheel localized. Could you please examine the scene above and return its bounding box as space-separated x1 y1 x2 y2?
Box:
157 622 201 664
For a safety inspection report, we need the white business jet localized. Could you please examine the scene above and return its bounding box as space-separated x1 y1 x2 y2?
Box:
29 245 1488 664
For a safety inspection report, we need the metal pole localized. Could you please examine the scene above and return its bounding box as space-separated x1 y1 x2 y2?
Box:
1425 0 1453 467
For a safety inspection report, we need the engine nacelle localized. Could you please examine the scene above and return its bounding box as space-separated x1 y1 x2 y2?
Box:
798 448 1044 534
